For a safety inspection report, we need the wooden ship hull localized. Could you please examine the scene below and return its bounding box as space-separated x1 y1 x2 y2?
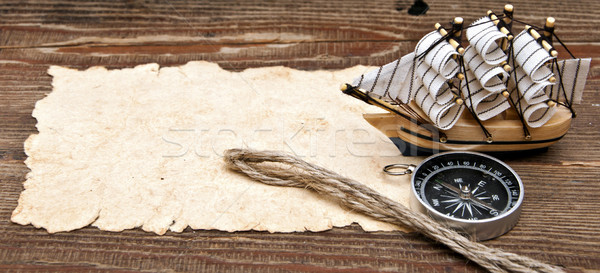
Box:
340 5 590 156
363 104 572 156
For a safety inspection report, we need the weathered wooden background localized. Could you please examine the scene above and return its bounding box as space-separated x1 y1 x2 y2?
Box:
1 0 599 272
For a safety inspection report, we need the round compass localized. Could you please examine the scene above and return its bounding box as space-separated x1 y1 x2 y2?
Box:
386 151 524 240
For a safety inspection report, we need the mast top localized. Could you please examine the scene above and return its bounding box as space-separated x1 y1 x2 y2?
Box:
435 22 465 54
546 17 556 27
525 25 558 57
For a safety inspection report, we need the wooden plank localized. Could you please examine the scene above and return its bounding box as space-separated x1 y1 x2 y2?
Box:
0 0 599 272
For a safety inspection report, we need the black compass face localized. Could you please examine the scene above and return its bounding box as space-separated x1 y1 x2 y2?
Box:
412 152 522 221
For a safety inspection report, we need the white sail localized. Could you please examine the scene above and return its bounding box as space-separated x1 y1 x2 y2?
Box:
546 58 591 104
408 31 464 129
415 61 455 104
465 17 507 65
413 31 460 102
501 29 559 128
509 65 554 105
415 31 460 79
351 53 414 102
463 45 509 93
460 67 510 121
512 30 555 82
459 39 511 120
412 76 464 130
454 19 512 121
508 80 557 128
352 30 465 129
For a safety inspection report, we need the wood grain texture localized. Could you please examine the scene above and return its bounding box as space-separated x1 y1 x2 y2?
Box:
0 0 599 272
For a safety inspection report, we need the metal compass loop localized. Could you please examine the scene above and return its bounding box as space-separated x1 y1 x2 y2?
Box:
383 163 416 176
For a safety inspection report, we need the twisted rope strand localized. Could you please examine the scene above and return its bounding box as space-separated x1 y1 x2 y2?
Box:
224 149 565 273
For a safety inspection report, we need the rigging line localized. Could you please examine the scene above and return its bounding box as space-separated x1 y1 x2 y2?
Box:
550 32 576 59
510 17 544 30
507 41 531 138
499 15 577 59
160 0 262 95
459 56 492 140
510 17 577 59
343 85 443 140
379 80 428 123
399 103 429 125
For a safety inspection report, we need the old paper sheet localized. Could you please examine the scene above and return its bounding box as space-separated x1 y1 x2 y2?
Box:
12 61 420 234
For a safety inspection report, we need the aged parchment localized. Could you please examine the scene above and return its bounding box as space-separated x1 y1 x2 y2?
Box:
11 62 420 234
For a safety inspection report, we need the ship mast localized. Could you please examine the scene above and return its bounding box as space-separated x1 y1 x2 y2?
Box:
341 4 589 147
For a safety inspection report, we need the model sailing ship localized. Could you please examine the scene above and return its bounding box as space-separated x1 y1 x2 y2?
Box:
341 5 591 155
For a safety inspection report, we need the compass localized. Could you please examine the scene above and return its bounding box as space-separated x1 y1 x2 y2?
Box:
384 151 524 240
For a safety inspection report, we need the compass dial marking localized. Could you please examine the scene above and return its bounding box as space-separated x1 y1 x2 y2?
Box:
409 152 524 240
415 154 521 221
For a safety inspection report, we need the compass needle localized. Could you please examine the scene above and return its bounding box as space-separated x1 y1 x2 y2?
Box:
472 198 495 211
452 202 464 214
472 205 482 215
465 202 474 217
445 200 461 209
440 194 458 199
